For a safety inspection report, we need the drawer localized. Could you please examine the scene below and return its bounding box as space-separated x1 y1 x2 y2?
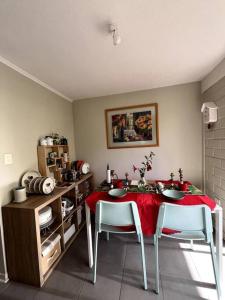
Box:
41 240 61 275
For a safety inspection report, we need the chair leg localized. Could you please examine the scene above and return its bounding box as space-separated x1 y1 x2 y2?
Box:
190 240 194 250
154 235 159 294
139 233 148 290
137 235 141 243
93 230 99 284
209 239 221 300
106 232 110 241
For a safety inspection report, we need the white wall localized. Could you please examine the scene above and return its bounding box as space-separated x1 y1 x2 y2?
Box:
202 57 225 92
0 62 75 281
73 82 202 187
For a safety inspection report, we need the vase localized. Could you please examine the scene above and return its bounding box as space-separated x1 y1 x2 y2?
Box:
138 174 147 187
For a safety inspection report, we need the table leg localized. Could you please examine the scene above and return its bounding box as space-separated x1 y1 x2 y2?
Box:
85 202 93 268
215 206 223 286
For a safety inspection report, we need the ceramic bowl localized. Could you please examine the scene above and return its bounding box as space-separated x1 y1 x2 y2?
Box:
162 189 184 200
108 188 127 198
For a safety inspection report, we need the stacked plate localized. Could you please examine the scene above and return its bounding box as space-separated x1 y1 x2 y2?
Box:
21 171 56 195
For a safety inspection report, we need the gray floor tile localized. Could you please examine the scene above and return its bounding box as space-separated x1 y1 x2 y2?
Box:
158 239 198 280
79 261 123 300
120 281 163 300
0 281 10 294
0 282 39 300
35 269 83 300
96 234 127 267
121 236 163 300
125 238 154 270
161 273 208 300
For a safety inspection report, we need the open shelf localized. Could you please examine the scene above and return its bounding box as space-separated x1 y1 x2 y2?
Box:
40 145 68 148
62 199 85 223
43 222 85 283
63 207 77 222
2 171 93 287
40 222 62 245
37 145 70 182
64 222 85 250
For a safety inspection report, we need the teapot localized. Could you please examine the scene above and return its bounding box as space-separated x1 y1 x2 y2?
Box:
46 137 53 146
40 137 48 146
110 170 118 188
111 170 118 181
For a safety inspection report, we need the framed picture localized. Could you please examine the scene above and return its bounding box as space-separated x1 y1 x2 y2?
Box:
105 103 159 149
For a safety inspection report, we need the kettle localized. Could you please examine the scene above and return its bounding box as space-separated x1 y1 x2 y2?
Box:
46 137 53 146
111 170 118 182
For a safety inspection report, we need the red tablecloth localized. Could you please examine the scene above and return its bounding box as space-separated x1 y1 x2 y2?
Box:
85 191 216 236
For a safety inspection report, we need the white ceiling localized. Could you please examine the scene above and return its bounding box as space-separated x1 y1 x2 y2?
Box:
0 0 225 101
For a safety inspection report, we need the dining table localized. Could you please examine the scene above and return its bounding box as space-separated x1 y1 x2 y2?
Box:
85 181 223 285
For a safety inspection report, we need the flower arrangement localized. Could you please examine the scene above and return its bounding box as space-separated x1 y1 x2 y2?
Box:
133 152 155 179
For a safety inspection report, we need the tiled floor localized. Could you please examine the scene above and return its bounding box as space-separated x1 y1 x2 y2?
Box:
0 229 223 300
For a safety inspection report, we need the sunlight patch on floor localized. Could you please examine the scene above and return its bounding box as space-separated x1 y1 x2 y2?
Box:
179 241 221 300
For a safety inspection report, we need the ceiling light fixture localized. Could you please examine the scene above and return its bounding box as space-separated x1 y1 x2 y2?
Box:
109 24 122 46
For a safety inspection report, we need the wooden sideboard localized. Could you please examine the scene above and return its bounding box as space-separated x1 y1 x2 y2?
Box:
2 173 93 286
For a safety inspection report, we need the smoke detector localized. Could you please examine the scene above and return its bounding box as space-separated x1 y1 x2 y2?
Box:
109 24 122 46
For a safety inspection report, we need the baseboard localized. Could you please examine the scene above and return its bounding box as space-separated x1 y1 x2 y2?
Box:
0 272 9 283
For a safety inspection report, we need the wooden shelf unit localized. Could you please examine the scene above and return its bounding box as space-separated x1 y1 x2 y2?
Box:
37 145 70 181
2 173 93 287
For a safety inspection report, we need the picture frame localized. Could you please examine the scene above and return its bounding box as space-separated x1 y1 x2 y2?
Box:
105 103 159 149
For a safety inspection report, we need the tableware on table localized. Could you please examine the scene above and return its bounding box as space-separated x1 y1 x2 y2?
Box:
178 181 188 191
116 180 123 189
188 185 205 195
108 188 127 198
106 164 111 184
162 189 185 200
109 170 118 188
156 182 164 193
111 170 118 181
130 179 139 186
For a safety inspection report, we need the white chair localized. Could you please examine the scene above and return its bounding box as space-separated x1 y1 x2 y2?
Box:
93 200 147 290
154 203 221 299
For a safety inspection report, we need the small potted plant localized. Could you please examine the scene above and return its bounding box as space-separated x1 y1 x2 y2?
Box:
133 152 155 186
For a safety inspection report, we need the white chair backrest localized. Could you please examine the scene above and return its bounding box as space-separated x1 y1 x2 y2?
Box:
95 200 142 234
156 203 213 241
